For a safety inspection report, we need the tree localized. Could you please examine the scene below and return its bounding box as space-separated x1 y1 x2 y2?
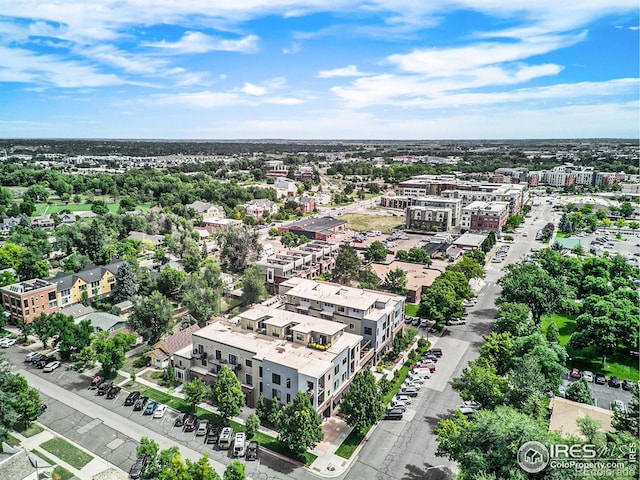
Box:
129 291 173 344
57 318 93 360
256 393 267 423
545 322 560 343
493 303 535 337
181 280 220 326
223 461 245 480
19 199 36 216
452 359 509 409
0 242 25 269
111 262 138 303
91 199 109 215
92 331 136 378
183 378 210 413
280 232 308 248
241 265 268 306
331 245 361 284
497 262 568 325
187 452 221 480
506 357 548 419
382 268 407 294
17 250 49 280
435 406 560 480
278 391 323 455
358 265 381 290
569 314 619 369
211 365 245 422
448 255 485 280
565 378 595 405
340 369 383 434
417 280 464 324
0 359 42 435
216 226 262 273
31 313 58 348
613 385 639 437
364 241 388 262
76 218 109 263
156 266 187 296
137 267 156 296
245 413 260 440
119 197 137 212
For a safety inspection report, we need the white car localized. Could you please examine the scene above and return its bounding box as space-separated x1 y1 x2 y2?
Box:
0 338 17 347
447 319 466 326
557 385 566 397
406 374 425 384
394 394 412 405
43 361 60 372
402 380 421 390
611 400 626 413
582 371 594 382
458 400 482 410
153 404 168 418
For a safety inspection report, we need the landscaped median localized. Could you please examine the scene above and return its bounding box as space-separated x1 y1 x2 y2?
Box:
335 341 431 459
40 436 94 470
141 387 317 466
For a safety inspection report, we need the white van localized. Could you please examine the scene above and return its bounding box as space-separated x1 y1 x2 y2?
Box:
218 427 234 450
522 231 529 237
233 432 246 457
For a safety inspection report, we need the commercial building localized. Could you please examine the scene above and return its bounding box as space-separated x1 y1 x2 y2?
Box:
1 278 59 323
174 305 363 416
279 216 346 241
256 240 339 286
460 201 510 233
369 261 441 304
277 278 405 364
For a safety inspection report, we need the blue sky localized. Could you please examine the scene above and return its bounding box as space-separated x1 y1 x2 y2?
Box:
1 1 638 139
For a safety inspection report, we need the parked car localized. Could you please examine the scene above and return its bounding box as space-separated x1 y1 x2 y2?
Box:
394 394 412 405
205 424 221 445
153 404 167 418
421 354 438 363
411 318 422 326
133 396 149 411
233 432 246 457
611 400 626 413
402 380 421 390
143 400 158 415
388 400 406 411
457 407 476 417
183 414 198 432
25 352 42 362
0 338 17 347
415 362 436 373
218 427 234 449
622 379 634 391
383 408 404 420
427 348 443 358
399 386 418 397
406 373 425 384
196 419 209 436
174 412 188 427
97 381 113 396
124 391 141 406
411 367 432 378
106 386 121 399
569 368 582 379
458 400 482 410
447 319 466 326
36 357 51 369
129 457 146 479
608 376 621 388
43 361 60 372
246 440 259 461
582 371 594 382
90 376 104 390
557 385 566 397
594 374 607 385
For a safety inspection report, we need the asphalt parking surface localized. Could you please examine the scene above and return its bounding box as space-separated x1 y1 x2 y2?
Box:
561 373 635 411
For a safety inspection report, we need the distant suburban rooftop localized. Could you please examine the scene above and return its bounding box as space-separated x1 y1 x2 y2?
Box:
286 216 346 232
453 233 488 248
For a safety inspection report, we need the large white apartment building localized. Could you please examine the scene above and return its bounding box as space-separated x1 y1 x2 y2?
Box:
277 278 405 364
173 304 362 417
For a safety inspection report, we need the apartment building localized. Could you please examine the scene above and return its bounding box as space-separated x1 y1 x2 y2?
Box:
1 278 59 323
174 305 362 417
256 240 339 286
50 260 124 307
379 195 412 210
277 278 405 364
460 201 510 233
244 199 279 218
404 206 453 231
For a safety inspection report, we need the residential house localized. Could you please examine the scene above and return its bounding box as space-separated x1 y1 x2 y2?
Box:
298 196 317 214
58 213 77 225
30 216 55 231
148 324 201 369
186 201 226 218
245 199 279 218
1 279 59 324
0 445 37 480
202 218 243 234
83 311 128 333
0 216 25 235
174 305 362 416
277 278 405 364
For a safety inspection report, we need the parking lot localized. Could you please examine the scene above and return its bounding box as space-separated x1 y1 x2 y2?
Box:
561 372 635 412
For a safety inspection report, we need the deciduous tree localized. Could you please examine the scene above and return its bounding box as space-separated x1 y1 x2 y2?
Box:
240 265 268 306
331 245 361 285
92 331 136 378
183 378 210 413
129 291 173 344
211 365 245 422
340 369 383 434
278 391 323 455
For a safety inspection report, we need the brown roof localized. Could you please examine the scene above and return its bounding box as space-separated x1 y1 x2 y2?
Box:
549 397 615 439
148 348 169 361
154 324 200 355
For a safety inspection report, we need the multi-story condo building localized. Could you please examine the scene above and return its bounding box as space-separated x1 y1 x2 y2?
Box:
412 197 463 226
460 201 510 233
256 240 339 286
277 278 405 364
1 278 59 323
379 195 412 210
174 305 363 417
405 206 453 231
50 260 124 307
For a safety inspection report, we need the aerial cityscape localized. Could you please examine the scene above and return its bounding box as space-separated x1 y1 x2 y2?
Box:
0 2 639 480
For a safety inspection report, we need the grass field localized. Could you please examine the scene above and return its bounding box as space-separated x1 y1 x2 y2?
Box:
404 304 419 317
542 313 639 381
15 422 44 437
36 201 153 216
53 466 74 480
339 213 403 234
40 437 94 469
142 387 317 465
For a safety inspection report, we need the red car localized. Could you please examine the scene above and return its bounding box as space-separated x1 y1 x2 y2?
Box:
569 368 581 379
414 362 436 373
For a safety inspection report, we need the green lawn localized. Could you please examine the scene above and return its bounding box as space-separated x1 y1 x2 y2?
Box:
53 466 75 480
40 437 94 469
542 313 639 382
32 449 56 466
404 304 419 317
36 201 153 216
4 433 21 447
15 422 44 437
141 387 317 465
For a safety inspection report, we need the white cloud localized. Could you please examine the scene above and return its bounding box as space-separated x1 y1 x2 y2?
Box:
282 43 301 54
629 25 640 31
317 65 368 78
143 31 259 54
241 82 267 96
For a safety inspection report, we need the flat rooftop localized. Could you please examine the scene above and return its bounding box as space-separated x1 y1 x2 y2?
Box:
369 262 441 293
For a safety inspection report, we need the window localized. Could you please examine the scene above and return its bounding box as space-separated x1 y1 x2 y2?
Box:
342 357 347 365
271 327 280 338
229 354 238 365
364 327 373 335
245 359 252 367
201 358 207 367
337 306 345 313
286 393 291 403
259 367 263 378
349 323 355 330
295 333 305 341
272 389 281 401
245 374 253 386
215 350 221 360
286 378 291 388
246 321 254 331
272 373 281 385
334 365 339 375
